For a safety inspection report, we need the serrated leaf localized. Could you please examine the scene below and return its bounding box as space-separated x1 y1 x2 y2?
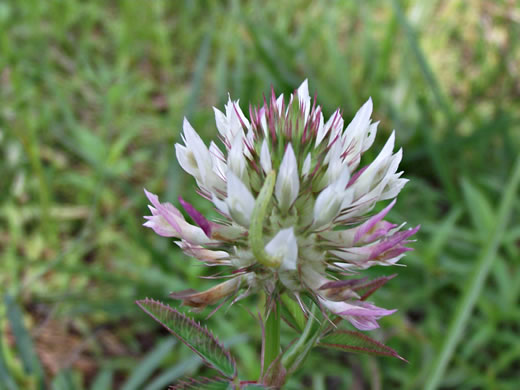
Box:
168 377 230 390
136 299 236 379
319 330 406 361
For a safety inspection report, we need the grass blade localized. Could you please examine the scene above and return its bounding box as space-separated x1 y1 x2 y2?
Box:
121 338 176 390
185 31 212 118
424 156 520 390
461 178 495 238
390 0 453 120
4 295 44 387
90 369 113 390
0 334 18 390
391 0 458 203
144 355 202 390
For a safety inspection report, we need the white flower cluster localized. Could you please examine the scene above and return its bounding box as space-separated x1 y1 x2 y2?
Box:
145 80 418 330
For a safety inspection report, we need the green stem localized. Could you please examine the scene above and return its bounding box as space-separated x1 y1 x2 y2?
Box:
282 304 320 373
264 300 281 371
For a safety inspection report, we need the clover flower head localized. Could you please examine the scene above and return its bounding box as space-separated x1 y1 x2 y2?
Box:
144 80 419 331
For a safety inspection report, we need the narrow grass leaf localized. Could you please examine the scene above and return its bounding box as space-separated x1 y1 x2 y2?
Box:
319 330 406 361
122 337 176 390
185 31 212 117
0 334 18 390
461 178 495 238
390 0 453 119
136 299 236 379
51 370 77 390
245 21 297 91
4 295 44 384
424 207 462 269
424 156 520 390
144 355 202 390
90 369 113 390
391 0 458 203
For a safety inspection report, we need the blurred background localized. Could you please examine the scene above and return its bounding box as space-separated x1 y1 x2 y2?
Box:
1 0 519 389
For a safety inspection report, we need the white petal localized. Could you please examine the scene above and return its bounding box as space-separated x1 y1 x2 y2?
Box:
265 227 298 271
362 121 379 153
227 135 247 180
175 144 199 179
327 112 345 147
221 98 243 142
232 99 251 130
313 169 352 229
316 109 339 148
352 132 396 199
324 138 343 165
302 153 312 177
224 98 249 142
209 142 227 182
313 186 342 229
326 159 350 187
181 118 214 186
276 93 284 114
342 98 374 167
213 107 228 138
297 79 311 123
344 98 373 143
226 170 255 227
275 143 300 213
212 193 229 215
259 107 268 137
260 140 272 173
301 266 329 290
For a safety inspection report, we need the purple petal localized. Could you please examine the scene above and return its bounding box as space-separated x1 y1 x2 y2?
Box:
178 196 212 237
143 189 182 235
369 225 420 259
361 221 398 244
348 316 381 330
339 306 396 317
354 199 396 243
340 302 396 331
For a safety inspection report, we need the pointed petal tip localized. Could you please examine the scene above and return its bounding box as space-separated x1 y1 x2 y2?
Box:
143 188 159 204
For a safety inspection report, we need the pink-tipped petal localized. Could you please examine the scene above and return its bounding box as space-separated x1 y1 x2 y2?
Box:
354 199 396 244
368 225 420 259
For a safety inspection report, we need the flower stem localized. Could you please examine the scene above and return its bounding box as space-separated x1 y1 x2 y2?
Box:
282 304 320 373
263 300 281 371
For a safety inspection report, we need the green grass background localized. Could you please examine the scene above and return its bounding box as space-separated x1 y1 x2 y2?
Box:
1 0 519 389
